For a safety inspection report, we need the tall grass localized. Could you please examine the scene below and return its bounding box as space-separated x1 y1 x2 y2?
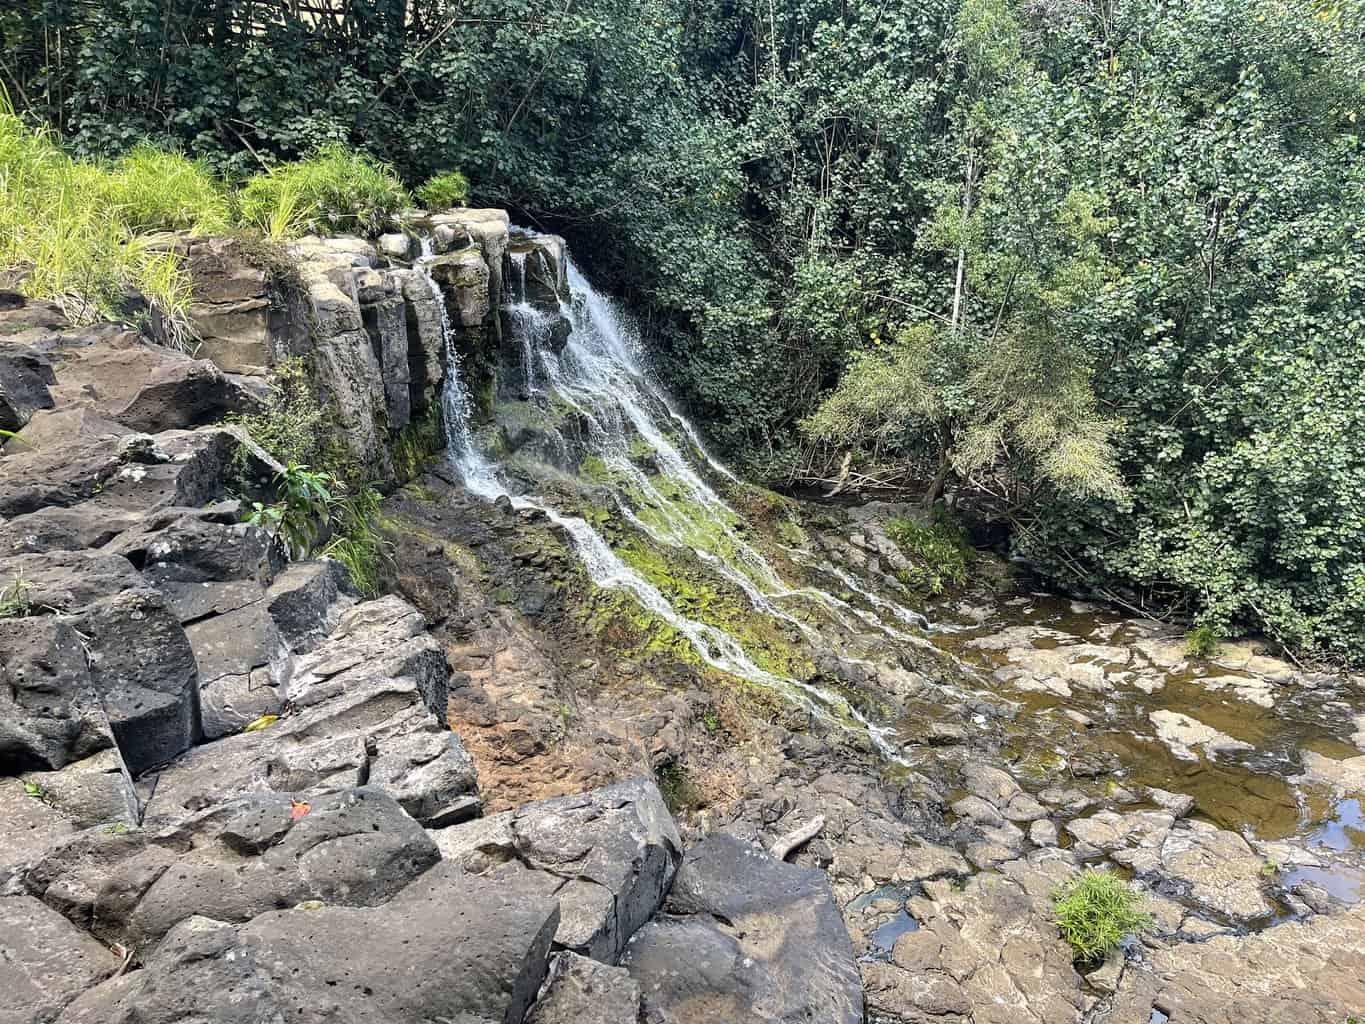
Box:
238 144 409 238
0 89 223 340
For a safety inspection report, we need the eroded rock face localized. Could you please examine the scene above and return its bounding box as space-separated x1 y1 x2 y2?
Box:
622 831 862 1024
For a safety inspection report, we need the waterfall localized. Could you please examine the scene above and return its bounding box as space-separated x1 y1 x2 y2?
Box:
416 239 501 497
429 238 917 762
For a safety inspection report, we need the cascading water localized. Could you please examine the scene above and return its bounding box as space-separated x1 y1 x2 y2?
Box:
428 234 925 762
416 239 501 497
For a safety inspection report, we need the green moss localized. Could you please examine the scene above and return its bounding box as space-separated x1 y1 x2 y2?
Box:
615 532 814 680
579 455 613 484
656 761 703 814
392 412 442 483
776 515 809 548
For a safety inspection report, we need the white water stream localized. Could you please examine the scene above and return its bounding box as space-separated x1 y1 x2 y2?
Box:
426 236 917 761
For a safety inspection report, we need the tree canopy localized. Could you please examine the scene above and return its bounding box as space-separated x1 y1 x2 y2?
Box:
3 0 1364 660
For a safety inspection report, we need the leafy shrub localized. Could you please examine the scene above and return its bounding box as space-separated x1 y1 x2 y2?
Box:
1052 870 1153 962
237 144 409 238
1185 624 1223 659
885 515 973 596
416 170 469 211
246 463 336 559
229 358 345 475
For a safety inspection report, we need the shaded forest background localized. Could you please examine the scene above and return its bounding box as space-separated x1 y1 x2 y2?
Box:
2 0 1363 660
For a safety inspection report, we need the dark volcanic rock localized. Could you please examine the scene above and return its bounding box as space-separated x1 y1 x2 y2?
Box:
432 777 682 963
621 831 863 1024
0 344 55 432
76 588 200 774
0 617 110 773
124 788 439 951
58 859 561 1024
527 952 642 1024
0 894 120 1024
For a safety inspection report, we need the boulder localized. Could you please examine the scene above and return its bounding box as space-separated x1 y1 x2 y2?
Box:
432 777 682 962
0 894 120 1024
1 426 273 519
108 513 283 588
0 616 110 772
0 503 143 556
113 358 242 432
528 952 643 1024
76 587 201 774
58 859 561 1024
122 788 439 951
185 599 288 739
266 559 355 653
0 343 55 432
138 596 472 827
621 831 862 1024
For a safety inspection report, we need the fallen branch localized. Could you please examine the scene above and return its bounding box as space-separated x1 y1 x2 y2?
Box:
769 815 825 862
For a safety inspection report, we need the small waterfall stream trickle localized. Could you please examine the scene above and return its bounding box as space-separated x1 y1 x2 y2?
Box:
427 236 914 762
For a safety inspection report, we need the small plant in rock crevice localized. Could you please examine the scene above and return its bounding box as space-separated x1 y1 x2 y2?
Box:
1052 870 1153 963
1185 623 1223 659
885 513 973 596
246 463 336 560
0 572 35 617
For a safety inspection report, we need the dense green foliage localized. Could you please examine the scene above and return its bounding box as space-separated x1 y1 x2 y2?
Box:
1052 870 1153 962
4 0 1364 659
0 91 210 333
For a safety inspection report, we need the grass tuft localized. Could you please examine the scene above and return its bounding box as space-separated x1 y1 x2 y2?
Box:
0 89 221 339
238 144 409 238
416 170 470 210
1052 869 1153 962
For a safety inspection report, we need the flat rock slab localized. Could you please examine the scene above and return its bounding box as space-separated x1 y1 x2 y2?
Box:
863 854 1092 1024
1099 904 1365 1024
621 831 862 1024
1 894 119 1024
58 860 560 1024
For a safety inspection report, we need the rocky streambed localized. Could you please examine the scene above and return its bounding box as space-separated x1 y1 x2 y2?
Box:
2 207 1364 1024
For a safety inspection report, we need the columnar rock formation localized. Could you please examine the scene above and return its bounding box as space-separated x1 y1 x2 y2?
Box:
0 211 860 1024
